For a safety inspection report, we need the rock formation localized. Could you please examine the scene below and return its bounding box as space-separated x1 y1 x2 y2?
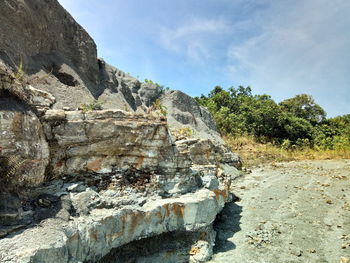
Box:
0 0 240 262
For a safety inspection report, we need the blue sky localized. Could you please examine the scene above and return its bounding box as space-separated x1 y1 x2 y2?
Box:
58 0 350 117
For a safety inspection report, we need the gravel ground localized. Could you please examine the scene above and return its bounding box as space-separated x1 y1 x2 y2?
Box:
210 160 350 263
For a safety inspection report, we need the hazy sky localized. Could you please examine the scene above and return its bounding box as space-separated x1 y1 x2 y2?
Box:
58 0 350 117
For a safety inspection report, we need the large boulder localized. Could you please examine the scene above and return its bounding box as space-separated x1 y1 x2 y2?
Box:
161 90 223 144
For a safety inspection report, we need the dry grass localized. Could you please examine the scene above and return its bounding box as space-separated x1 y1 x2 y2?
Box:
224 135 350 168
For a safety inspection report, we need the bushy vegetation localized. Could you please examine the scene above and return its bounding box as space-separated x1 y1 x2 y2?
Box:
144 78 170 93
170 127 195 140
80 99 104 112
196 86 350 154
150 98 167 116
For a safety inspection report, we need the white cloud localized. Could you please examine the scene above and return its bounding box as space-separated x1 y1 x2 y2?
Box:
57 0 350 116
159 18 230 63
226 0 350 116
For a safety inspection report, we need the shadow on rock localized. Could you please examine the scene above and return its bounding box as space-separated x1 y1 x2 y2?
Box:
0 187 74 239
99 230 203 263
213 199 242 253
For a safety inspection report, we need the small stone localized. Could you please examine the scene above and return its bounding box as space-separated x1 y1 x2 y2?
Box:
43 109 66 120
66 183 86 192
340 257 350 263
290 248 303 257
37 198 51 208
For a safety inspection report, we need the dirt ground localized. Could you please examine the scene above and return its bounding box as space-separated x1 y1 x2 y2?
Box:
210 160 350 263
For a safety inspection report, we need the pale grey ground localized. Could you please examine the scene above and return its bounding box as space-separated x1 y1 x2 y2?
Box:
210 160 350 263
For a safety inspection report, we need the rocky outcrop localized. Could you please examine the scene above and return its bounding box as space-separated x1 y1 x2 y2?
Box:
0 0 98 96
0 89 51 189
0 0 224 144
162 90 223 143
0 82 239 262
0 0 241 262
41 109 199 196
0 188 227 263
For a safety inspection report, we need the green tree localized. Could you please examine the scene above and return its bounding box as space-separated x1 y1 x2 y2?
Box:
196 86 349 150
279 94 326 124
196 86 282 139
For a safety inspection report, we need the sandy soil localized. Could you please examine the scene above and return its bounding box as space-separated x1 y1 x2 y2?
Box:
210 160 350 263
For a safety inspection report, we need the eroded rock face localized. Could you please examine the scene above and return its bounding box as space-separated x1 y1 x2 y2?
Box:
0 82 238 261
0 0 98 94
99 227 216 263
0 188 227 263
43 109 170 174
0 91 49 188
0 1 241 262
0 95 237 261
175 138 241 168
41 109 197 196
0 0 225 146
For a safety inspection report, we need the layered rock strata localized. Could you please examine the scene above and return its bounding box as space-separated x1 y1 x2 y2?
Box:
0 0 241 262
0 188 227 263
0 81 240 262
0 0 224 144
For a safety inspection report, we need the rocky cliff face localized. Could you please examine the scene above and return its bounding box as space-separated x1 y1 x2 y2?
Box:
0 1 240 262
0 0 225 144
0 0 98 95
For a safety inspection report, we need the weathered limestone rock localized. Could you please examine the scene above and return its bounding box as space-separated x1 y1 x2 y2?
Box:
0 105 235 262
162 90 224 144
175 138 241 168
0 0 232 148
0 0 230 151
175 138 241 195
0 90 50 188
0 80 239 261
99 226 216 263
41 109 197 196
0 1 242 262
0 0 98 96
0 188 228 263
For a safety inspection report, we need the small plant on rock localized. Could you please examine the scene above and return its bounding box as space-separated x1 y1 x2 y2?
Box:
144 78 154 84
149 99 167 116
179 127 194 137
13 60 25 84
80 99 104 112
171 127 194 139
8 59 53 86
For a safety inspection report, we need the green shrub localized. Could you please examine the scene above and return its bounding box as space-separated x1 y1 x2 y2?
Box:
179 127 194 137
196 86 349 153
171 127 194 139
81 99 104 112
150 99 167 116
13 60 25 83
